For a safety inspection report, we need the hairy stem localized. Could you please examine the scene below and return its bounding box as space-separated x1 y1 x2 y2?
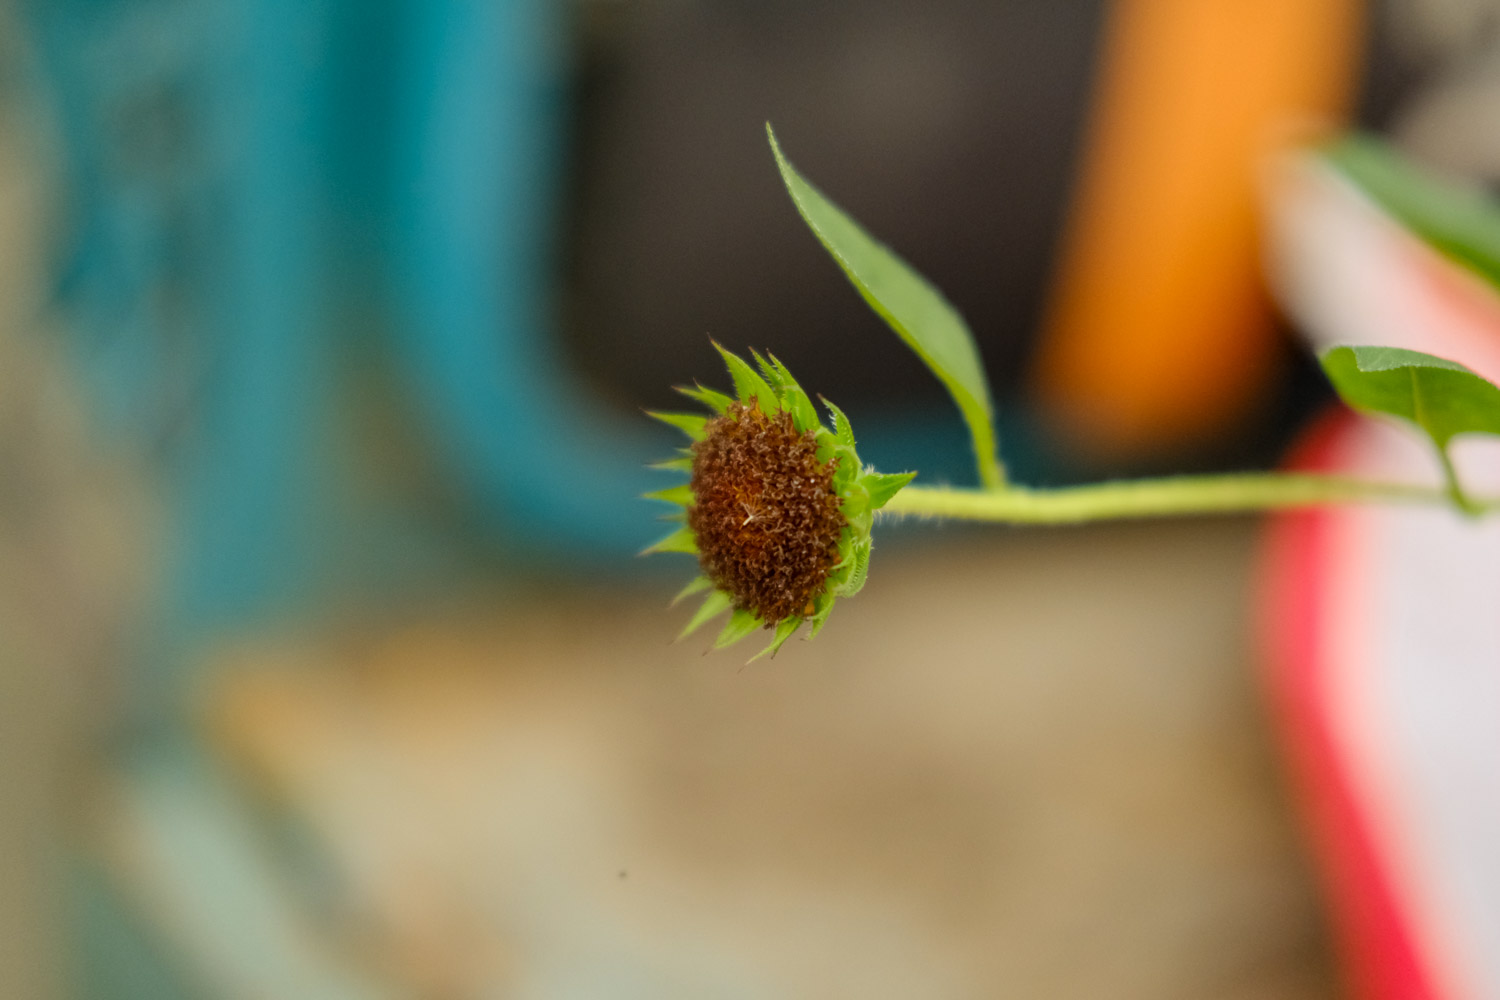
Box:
881 473 1464 525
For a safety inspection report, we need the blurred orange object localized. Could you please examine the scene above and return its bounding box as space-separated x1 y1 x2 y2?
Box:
1034 0 1364 459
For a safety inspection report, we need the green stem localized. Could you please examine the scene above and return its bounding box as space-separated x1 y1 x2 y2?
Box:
1435 445 1481 516
971 420 1006 492
882 473 1462 525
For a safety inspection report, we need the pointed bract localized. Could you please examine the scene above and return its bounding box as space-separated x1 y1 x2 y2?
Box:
649 456 694 472
674 383 734 414
671 575 714 606
643 483 694 507
640 525 697 556
646 411 709 438
679 590 732 638
712 342 779 413
714 608 763 649
864 471 916 510
748 617 802 662
820 396 857 448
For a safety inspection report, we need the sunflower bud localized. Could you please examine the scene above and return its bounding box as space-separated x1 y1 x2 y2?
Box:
644 344 915 658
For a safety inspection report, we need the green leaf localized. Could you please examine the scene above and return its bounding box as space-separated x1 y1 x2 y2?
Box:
714 608 762 649
712 342 778 413
646 411 708 439
1321 345 1500 513
1323 135 1500 291
649 456 694 473
640 525 697 556
768 124 1004 488
680 590 732 638
863 471 917 510
1320 346 1500 446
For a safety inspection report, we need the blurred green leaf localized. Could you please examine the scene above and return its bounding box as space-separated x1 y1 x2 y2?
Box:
767 124 1003 488
1324 134 1500 290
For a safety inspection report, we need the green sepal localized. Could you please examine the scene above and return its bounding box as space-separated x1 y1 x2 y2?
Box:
748 617 801 662
830 452 857 491
841 482 870 520
713 342 779 413
680 590 732 638
835 538 872 597
640 525 697 556
762 356 821 432
675 383 733 414
643 483 694 507
646 411 709 439
714 608 763 649
649 456 693 472
751 348 785 390
819 396 857 448
862 471 916 510
807 593 835 638
671 575 714 607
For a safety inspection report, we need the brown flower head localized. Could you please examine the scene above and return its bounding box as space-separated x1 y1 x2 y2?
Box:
689 402 845 624
644 345 915 658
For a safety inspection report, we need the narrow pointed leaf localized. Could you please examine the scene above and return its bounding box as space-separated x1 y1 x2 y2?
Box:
674 384 733 414
768 124 1004 488
680 590 732 638
640 525 697 555
643 483 694 507
649 456 694 472
671 575 714 607
863 471 917 510
712 342 778 413
1323 134 1500 291
646 410 708 439
714 608 762 649
1321 346 1500 447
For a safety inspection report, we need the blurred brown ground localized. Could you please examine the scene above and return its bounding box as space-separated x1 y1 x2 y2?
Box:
165 519 1335 999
